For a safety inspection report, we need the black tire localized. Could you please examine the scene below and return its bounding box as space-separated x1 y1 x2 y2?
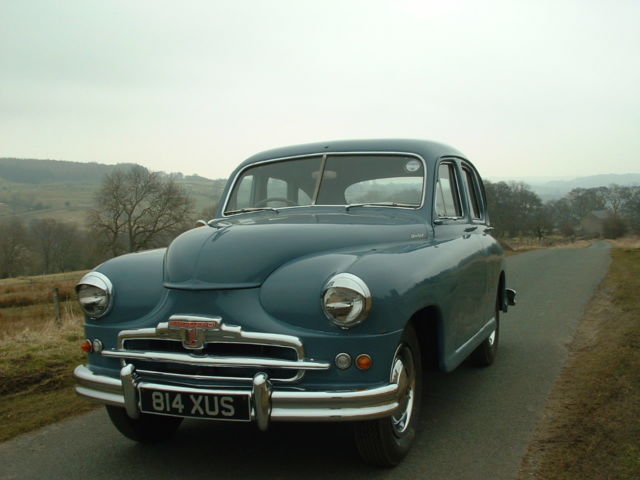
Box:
354 324 422 467
106 405 183 443
471 296 500 367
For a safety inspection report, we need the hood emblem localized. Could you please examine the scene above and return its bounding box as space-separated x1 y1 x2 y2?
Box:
168 316 221 350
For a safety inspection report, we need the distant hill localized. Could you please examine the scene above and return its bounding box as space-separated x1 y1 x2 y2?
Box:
0 158 140 184
488 173 640 201
0 158 227 225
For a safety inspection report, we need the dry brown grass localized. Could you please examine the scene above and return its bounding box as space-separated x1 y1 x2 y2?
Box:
610 235 640 250
0 271 98 442
0 271 86 340
519 246 640 479
502 236 592 253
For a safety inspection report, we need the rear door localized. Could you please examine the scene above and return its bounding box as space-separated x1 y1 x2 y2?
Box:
433 159 488 352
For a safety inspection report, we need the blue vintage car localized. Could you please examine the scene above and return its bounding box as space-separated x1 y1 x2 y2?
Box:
74 139 515 466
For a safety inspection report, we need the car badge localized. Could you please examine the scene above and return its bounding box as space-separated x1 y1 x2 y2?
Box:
168 318 221 350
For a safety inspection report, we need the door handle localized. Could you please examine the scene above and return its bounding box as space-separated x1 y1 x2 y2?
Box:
464 226 478 232
483 227 495 233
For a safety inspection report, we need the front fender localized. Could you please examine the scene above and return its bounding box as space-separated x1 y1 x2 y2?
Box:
259 240 447 335
89 248 167 324
260 252 361 333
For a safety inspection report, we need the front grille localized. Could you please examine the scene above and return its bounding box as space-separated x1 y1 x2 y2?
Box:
123 339 298 362
129 359 298 382
122 338 299 381
102 317 331 384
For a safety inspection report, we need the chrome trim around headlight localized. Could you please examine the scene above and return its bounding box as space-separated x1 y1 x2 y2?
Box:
75 271 114 319
322 273 372 329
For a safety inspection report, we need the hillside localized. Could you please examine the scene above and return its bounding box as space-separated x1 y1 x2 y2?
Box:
0 158 227 225
488 173 640 201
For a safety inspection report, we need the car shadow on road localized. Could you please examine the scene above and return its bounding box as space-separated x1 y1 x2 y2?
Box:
99 362 496 480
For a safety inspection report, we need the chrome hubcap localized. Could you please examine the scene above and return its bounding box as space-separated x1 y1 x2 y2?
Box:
390 346 415 436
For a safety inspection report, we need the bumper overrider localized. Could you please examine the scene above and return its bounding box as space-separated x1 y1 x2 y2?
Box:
73 316 404 430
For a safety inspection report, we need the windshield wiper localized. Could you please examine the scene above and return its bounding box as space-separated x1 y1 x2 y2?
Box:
224 207 279 215
345 202 417 211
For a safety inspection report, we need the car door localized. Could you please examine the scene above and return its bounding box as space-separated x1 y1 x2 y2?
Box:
432 159 488 353
460 161 498 318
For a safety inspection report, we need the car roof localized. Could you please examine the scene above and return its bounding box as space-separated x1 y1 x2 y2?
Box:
239 139 467 168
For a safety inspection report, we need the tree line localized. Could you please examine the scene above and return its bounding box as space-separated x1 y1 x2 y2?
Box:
485 181 640 239
2 165 639 279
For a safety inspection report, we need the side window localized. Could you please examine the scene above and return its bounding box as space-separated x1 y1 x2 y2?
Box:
435 163 462 218
461 166 483 220
266 177 287 199
231 175 254 210
298 188 311 205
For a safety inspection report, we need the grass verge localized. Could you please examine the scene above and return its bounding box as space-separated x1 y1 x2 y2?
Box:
0 271 98 443
0 316 98 442
519 241 640 479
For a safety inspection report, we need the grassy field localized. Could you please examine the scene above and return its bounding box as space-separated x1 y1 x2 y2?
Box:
0 176 225 225
0 271 98 442
519 238 640 479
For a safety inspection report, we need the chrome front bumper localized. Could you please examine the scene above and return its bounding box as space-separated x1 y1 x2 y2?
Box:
74 364 401 430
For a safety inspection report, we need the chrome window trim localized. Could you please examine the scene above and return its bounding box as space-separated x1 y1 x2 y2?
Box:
221 151 428 217
433 158 466 222
460 160 487 223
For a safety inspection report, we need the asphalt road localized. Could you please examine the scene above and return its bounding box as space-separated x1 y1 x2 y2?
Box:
0 242 611 480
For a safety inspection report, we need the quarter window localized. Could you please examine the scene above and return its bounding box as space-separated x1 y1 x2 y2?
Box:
435 163 462 218
461 166 482 220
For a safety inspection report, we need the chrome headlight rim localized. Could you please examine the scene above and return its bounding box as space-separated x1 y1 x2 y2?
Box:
75 271 114 319
321 273 372 329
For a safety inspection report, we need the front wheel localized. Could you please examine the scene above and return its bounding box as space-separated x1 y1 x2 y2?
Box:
354 324 422 467
106 405 183 443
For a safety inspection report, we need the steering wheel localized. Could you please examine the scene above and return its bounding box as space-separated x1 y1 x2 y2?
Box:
254 197 297 207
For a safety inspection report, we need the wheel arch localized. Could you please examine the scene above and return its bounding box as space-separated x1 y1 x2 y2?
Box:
407 305 443 371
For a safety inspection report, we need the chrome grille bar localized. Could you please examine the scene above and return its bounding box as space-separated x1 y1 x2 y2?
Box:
106 316 329 383
102 349 329 370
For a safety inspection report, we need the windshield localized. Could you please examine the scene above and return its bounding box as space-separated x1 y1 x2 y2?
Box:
224 154 425 214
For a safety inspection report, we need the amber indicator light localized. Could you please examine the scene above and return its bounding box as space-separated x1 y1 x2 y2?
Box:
81 339 93 353
356 354 373 370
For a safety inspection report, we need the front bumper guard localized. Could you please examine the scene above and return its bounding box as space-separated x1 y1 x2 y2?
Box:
74 364 401 430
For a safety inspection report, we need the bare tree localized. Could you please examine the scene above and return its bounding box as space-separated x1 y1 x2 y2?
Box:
28 218 86 273
0 217 29 278
89 166 194 256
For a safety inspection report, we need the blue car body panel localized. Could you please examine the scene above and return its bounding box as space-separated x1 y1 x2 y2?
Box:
80 139 506 395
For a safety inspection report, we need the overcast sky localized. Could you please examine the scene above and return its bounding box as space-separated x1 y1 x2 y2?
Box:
1 0 638 180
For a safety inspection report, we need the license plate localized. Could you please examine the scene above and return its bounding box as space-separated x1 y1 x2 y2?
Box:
139 387 250 421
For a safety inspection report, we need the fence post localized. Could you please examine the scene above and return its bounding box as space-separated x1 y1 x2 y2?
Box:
53 287 62 326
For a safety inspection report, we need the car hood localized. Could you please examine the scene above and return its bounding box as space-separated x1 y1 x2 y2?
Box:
163 210 427 289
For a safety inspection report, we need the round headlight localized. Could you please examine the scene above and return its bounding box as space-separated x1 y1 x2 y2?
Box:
76 272 113 319
322 273 372 329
